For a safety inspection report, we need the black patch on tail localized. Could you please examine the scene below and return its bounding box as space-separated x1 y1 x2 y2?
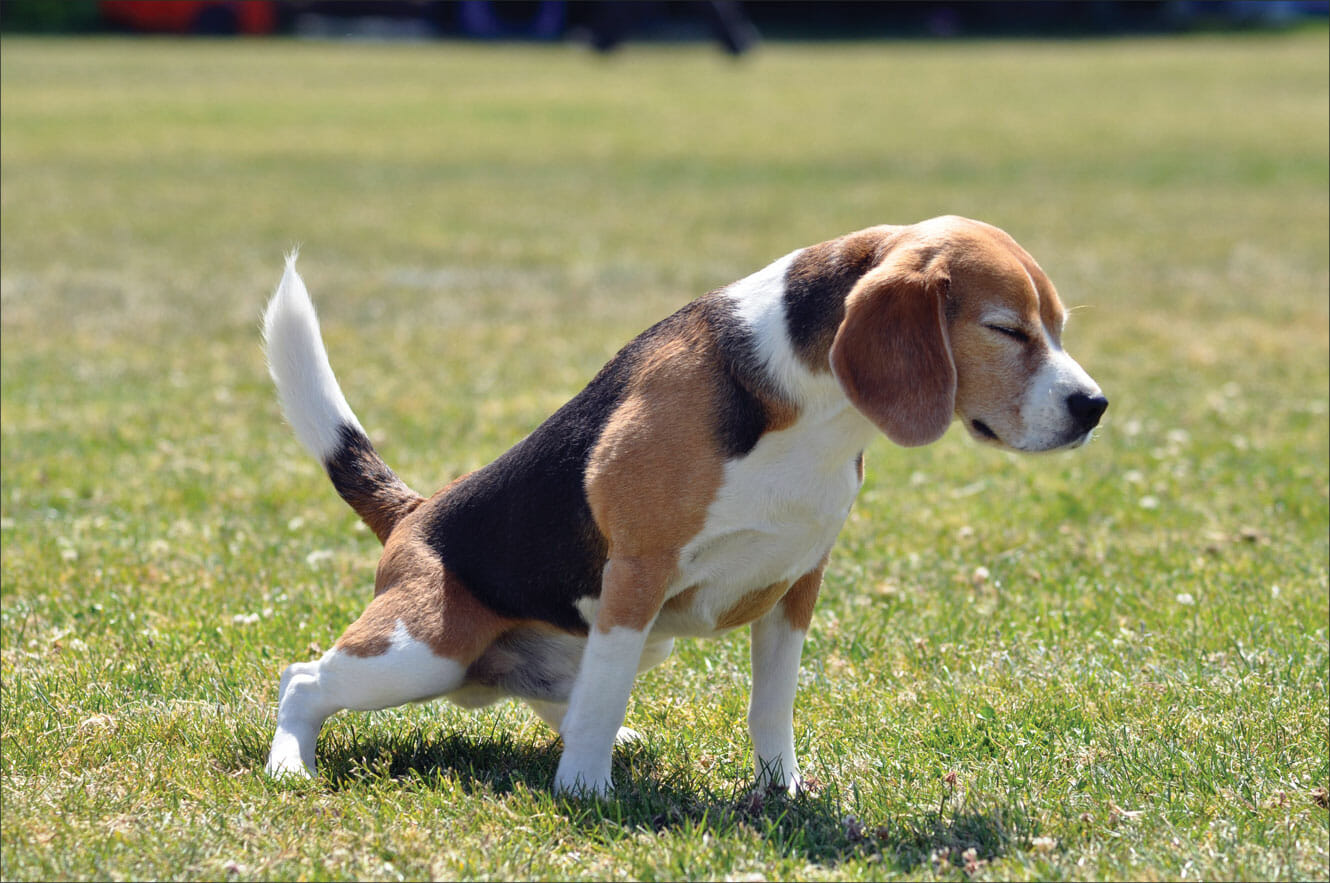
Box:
324 424 421 543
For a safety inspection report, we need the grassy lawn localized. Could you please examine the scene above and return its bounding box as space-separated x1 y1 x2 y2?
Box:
2 31 1326 880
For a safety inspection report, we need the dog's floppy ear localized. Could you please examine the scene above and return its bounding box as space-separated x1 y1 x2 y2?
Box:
829 256 955 447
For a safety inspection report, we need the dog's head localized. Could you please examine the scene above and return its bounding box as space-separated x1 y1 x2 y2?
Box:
829 216 1106 452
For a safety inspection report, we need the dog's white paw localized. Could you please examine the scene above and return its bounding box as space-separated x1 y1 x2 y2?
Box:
613 726 643 745
265 731 316 779
553 750 614 797
753 757 804 797
553 769 614 798
265 756 313 779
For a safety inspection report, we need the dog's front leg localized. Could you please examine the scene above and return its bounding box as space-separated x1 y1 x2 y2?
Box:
554 555 670 796
748 564 824 794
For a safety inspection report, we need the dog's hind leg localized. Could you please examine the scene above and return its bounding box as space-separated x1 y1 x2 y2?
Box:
265 623 467 778
266 565 510 778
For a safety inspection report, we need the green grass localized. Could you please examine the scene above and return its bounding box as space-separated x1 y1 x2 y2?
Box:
2 32 1327 881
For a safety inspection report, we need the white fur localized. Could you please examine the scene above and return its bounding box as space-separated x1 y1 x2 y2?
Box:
261 255 365 461
550 251 876 793
723 248 854 406
549 251 878 794
724 250 809 392
748 609 808 792
1013 333 1104 452
266 621 466 778
656 409 871 637
554 625 652 795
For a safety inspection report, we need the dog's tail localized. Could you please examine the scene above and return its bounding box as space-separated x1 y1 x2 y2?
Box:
262 254 424 543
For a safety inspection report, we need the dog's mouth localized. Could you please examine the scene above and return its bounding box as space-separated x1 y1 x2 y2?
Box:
970 417 1098 453
971 419 1000 442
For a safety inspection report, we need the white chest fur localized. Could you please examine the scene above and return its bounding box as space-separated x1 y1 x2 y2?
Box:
654 402 876 636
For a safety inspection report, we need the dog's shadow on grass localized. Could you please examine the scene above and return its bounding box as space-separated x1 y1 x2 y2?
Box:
238 720 1029 871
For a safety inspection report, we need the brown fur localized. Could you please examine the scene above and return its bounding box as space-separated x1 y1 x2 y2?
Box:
829 253 956 447
715 580 791 631
663 585 700 615
326 431 425 543
939 222 1070 435
811 217 1075 450
780 559 827 631
264 216 1106 796
595 554 678 632
755 388 800 436
337 517 513 660
583 321 732 632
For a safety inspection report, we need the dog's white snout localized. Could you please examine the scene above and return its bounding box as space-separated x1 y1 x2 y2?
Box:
1010 346 1105 451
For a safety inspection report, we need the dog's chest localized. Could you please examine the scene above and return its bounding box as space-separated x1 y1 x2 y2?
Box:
652 406 875 637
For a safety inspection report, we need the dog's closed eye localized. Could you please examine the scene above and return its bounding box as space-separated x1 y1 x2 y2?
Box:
984 323 1030 343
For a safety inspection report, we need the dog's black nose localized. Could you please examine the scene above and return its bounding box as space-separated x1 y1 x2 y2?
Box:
1067 392 1108 432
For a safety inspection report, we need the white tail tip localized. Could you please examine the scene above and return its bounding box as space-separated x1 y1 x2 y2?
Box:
262 255 364 461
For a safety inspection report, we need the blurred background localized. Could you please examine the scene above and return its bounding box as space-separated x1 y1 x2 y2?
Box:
3 0 1327 44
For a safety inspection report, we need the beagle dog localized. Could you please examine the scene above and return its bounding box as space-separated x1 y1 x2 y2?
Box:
262 216 1106 795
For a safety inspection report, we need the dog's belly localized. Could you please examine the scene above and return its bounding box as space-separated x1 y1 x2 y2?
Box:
457 626 586 703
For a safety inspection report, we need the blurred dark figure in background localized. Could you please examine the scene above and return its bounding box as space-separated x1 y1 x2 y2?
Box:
584 1 758 54
457 0 566 39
